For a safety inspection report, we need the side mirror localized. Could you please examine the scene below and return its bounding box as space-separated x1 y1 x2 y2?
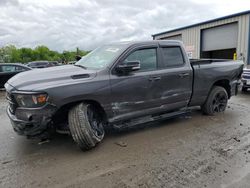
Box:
116 61 140 74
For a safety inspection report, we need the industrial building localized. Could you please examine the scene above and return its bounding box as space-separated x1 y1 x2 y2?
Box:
152 10 250 66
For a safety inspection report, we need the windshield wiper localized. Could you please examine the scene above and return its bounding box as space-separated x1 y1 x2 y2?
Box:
74 64 87 69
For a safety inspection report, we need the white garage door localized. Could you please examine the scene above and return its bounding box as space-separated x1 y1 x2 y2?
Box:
201 22 238 51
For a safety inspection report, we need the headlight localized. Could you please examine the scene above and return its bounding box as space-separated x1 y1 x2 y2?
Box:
14 93 48 108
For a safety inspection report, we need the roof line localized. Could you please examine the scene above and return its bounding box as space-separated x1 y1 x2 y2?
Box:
152 10 250 37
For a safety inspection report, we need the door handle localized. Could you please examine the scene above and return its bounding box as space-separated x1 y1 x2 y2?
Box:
148 76 161 81
178 73 189 78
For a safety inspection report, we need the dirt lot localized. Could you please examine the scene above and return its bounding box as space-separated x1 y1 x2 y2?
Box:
0 90 250 188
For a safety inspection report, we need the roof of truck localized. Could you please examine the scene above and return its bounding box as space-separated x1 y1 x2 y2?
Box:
108 40 183 46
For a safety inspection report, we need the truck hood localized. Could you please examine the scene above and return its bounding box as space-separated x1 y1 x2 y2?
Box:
7 65 97 91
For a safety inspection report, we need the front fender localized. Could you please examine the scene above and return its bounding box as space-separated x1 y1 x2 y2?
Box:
45 79 114 118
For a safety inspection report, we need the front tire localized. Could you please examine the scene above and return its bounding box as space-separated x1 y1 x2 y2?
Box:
68 103 105 150
201 86 228 115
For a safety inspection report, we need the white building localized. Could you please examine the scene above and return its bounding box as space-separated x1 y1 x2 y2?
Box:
152 10 250 66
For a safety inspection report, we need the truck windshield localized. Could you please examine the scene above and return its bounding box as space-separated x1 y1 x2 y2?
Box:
75 44 125 69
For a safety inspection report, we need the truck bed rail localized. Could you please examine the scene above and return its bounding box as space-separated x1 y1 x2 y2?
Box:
190 59 233 65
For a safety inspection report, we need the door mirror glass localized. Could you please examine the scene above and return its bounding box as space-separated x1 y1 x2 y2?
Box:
116 61 140 73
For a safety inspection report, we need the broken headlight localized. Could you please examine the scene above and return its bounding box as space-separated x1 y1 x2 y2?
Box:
14 93 48 108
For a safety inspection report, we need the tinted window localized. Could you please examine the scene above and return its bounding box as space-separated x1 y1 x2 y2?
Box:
124 48 157 71
37 62 48 66
161 47 184 67
15 66 26 71
28 62 36 66
50 62 59 66
28 62 48 67
1 65 16 72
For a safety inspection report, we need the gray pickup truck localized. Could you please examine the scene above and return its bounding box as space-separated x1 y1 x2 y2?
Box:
5 40 243 150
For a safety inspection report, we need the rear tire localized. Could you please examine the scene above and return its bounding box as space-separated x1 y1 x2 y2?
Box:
201 86 228 115
68 103 105 150
242 86 247 92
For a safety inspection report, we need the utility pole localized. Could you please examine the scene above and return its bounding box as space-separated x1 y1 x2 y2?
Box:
76 47 79 55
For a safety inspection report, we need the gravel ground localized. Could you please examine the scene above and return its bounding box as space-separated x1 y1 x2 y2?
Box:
0 90 250 188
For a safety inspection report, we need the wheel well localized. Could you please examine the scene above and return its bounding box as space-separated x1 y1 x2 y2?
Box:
84 100 108 122
52 100 108 126
213 79 231 98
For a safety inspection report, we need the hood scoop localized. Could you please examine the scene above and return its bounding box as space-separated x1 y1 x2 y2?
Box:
71 74 90 79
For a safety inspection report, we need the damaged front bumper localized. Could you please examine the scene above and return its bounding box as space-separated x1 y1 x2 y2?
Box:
7 104 57 138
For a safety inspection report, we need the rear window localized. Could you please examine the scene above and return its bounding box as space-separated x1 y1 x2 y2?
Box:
161 47 184 67
37 62 48 66
28 62 36 66
29 62 48 66
0 65 16 72
15 66 27 71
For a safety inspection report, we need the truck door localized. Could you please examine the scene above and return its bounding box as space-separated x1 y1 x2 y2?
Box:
151 46 193 111
109 46 160 121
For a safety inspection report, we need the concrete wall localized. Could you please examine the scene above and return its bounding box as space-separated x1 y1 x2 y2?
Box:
154 14 250 65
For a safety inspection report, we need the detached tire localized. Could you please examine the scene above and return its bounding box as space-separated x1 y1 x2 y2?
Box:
201 86 228 115
68 103 105 150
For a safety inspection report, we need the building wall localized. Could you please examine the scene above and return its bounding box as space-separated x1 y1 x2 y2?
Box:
154 14 250 65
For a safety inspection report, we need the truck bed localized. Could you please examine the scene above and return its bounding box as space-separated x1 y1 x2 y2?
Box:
189 59 244 107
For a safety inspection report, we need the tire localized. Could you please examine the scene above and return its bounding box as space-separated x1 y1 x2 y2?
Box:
68 103 105 150
201 86 228 115
242 86 247 92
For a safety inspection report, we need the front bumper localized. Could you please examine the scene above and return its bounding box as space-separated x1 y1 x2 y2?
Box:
7 104 57 138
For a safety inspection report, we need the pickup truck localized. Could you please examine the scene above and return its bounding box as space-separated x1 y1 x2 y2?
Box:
5 40 244 150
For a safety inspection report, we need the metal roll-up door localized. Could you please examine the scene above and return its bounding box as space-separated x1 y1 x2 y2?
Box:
201 23 238 51
161 34 182 41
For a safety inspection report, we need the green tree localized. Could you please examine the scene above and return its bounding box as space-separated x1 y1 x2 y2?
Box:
0 45 89 64
19 48 34 63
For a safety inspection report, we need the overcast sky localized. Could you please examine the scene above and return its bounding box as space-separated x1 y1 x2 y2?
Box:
0 0 249 51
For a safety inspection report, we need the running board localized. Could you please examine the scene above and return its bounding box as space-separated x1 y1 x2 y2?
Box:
112 109 190 130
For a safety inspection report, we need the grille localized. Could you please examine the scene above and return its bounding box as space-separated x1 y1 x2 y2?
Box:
6 92 17 114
